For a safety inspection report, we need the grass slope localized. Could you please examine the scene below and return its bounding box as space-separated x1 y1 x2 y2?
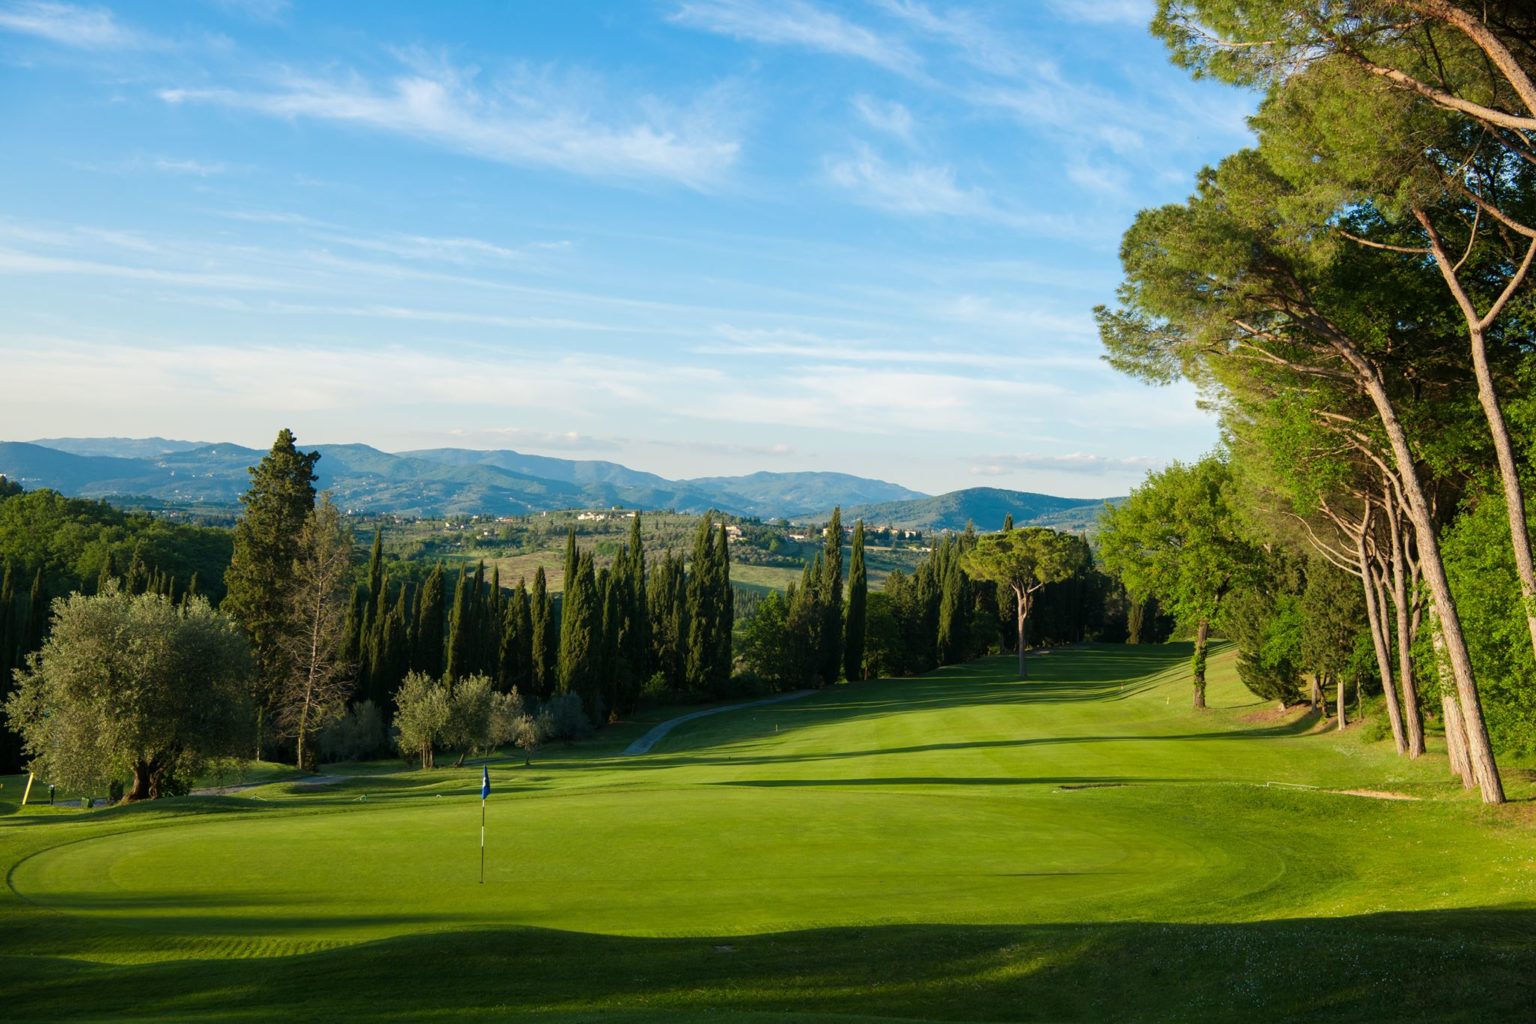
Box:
3 645 1534 1022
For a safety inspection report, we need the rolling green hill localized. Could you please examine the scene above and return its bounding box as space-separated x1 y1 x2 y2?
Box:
2 645 1531 1022
840 486 1118 532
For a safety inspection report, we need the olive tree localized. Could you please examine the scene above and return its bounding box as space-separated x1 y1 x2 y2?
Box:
4 588 252 801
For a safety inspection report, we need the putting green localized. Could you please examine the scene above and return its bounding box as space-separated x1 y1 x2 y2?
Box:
4 644 1534 1022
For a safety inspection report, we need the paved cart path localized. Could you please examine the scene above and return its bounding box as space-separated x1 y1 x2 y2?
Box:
623 690 816 755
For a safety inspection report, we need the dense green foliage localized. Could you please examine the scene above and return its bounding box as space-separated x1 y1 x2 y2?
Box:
1096 1 1536 803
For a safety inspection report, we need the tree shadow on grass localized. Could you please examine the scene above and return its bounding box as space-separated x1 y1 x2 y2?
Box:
609 715 1324 775
4 908 1533 1023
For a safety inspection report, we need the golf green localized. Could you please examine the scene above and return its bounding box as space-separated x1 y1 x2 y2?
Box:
3 644 1534 1022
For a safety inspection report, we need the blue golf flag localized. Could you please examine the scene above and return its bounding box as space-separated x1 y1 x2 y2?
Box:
481 765 491 801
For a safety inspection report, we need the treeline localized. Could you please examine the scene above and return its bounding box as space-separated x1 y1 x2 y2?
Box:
341 509 736 740
743 512 1128 687
1098 2 1536 804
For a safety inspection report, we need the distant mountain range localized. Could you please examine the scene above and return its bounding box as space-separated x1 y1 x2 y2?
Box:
2 437 1118 529
843 487 1117 533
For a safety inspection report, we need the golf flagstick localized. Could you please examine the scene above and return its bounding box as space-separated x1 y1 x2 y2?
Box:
480 764 490 884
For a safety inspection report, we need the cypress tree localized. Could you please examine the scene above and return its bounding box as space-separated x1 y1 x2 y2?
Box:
819 507 843 684
844 519 867 682
787 559 823 686
412 563 445 678
501 579 532 693
366 529 384 609
559 550 601 721
938 549 965 665
685 516 718 692
1002 513 1014 532
599 568 621 715
0 563 14 675
383 583 411 709
612 513 651 712
648 551 687 689
367 570 394 691
96 550 118 595
530 567 556 699
486 565 504 681
445 567 472 681
22 567 47 656
715 521 733 684
469 561 488 675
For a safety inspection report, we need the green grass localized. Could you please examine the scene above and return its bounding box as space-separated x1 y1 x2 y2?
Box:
3 644 1534 1022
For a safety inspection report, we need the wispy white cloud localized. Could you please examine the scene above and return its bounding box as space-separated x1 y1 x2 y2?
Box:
970 452 1162 476
205 0 290 24
440 427 622 453
151 156 231 176
0 246 279 290
0 1 147 49
872 0 1029 78
310 230 568 267
702 324 1098 369
1045 0 1151 27
851 94 915 144
824 144 990 218
159 63 741 188
671 0 920 75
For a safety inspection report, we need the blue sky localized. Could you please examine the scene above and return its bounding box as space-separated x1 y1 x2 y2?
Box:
0 0 1254 498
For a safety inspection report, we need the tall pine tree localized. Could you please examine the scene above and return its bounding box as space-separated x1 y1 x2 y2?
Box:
222 428 319 757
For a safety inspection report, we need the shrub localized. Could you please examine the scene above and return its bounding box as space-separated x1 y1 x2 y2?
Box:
317 701 388 763
537 693 592 743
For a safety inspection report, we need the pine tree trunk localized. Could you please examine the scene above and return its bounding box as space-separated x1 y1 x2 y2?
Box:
1358 523 1406 754
1420 221 1536 662
1014 585 1027 680
1191 617 1209 709
1337 341 1504 801
1430 612 1475 789
1442 694 1473 789
1336 674 1347 730
1387 504 1425 756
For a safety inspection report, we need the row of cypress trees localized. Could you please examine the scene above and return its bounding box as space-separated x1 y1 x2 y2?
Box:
739 509 869 690
345 511 738 728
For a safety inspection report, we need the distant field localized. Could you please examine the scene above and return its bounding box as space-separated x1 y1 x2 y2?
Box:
3 645 1533 1022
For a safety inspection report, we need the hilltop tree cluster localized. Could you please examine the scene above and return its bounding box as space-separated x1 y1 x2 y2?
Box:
1097 0 1536 803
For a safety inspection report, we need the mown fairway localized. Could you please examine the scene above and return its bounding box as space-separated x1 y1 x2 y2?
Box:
3 644 1534 1022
